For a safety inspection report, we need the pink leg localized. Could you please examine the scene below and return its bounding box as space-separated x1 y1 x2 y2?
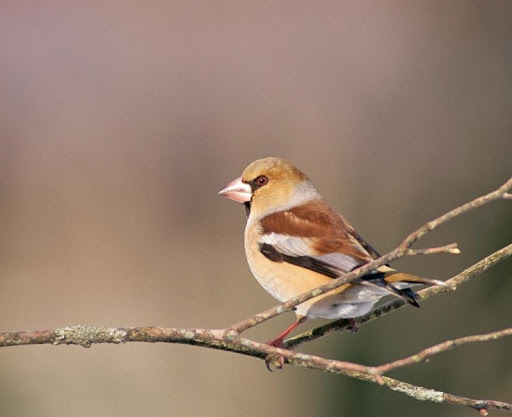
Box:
267 316 308 348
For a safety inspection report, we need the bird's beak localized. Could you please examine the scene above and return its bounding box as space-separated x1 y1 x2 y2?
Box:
218 176 252 203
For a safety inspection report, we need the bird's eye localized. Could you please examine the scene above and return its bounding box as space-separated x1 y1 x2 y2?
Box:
255 175 268 186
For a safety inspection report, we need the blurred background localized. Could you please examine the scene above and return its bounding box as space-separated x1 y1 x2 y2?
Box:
0 1 511 416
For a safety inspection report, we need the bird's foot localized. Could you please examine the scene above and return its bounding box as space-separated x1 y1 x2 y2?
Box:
346 318 359 334
263 318 307 371
265 337 286 371
265 354 286 371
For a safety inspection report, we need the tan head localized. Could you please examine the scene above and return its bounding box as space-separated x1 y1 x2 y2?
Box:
219 157 320 218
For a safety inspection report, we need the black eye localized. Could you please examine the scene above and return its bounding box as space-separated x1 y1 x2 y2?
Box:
255 175 268 186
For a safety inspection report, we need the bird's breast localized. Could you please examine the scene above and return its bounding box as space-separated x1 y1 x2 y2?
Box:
244 221 336 302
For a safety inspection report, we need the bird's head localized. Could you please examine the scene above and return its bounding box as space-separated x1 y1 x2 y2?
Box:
219 157 320 218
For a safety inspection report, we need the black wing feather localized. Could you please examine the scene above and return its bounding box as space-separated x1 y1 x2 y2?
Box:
259 243 340 279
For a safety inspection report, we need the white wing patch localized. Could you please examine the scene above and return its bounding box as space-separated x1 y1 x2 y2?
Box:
260 232 362 273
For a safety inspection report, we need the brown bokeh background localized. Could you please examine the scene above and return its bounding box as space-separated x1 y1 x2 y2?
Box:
1 2 511 416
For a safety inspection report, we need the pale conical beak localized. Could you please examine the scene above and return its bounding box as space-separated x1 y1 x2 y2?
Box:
218 176 252 203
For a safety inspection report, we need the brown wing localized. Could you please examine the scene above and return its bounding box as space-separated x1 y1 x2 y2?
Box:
259 200 375 276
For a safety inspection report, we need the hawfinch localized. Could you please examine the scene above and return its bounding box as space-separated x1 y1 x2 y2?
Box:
219 157 444 347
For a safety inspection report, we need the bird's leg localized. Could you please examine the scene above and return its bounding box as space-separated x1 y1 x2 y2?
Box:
265 316 308 371
267 316 308 348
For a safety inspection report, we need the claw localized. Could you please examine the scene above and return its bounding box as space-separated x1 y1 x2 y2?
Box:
265 354 285 371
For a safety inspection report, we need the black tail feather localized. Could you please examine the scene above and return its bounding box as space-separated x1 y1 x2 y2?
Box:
360 272 421 307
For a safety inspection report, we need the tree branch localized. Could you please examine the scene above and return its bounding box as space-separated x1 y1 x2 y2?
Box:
1 322 511 414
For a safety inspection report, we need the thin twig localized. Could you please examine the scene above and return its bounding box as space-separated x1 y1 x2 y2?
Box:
370 326 512 375
406 243 460 256
400 176 512 249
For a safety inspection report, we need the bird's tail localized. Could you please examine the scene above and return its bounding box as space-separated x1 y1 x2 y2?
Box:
360 265 446 307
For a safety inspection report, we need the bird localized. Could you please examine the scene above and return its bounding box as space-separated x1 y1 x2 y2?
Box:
218 157 445 348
